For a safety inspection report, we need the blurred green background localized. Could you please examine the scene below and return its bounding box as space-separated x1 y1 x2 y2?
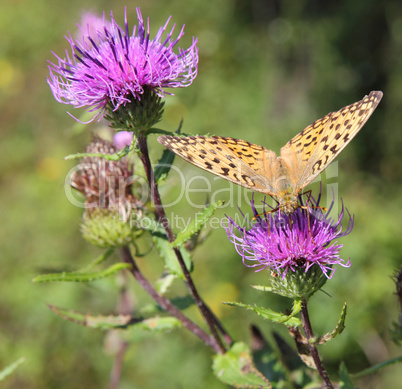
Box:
1 0 402 387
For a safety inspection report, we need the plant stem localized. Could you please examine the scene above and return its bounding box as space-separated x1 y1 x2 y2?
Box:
121 246 219 350
137 134 228 353
300 298 334 389
109 271 130 389
109 341 128 389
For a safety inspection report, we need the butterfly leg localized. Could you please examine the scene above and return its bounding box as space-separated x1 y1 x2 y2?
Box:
252 207 279 221
252 206 282 239
301 189 328 213
298 205 317 245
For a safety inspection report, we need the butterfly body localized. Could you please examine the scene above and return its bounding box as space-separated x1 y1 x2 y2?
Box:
158 91 383 214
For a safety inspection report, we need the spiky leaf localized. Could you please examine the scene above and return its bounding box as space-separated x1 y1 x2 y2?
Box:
0 358 25 381
78 248 114 273
155 273 176 294
339 362 354 389
154 148 175 183
32 263 131 283
154 120 182 183
153 235 193 279
65 142 133 161
313 301 347 344
171 201 223 248
48 305 134 329
351 355 402 378
212 342 271 388
131 316 182 332
224 301 301 326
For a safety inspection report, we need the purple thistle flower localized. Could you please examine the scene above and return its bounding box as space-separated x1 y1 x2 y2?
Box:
113 131 134 149
224 194 353 281
48 8 198 122
75 12 113 43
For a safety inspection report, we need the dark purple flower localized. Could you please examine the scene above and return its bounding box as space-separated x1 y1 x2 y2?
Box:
48 8 198 122
224 194 353 280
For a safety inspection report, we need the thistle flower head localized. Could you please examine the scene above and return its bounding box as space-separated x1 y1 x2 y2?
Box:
224 193 353 298
70 138 144 248
48 8 198 123
71 138 142 221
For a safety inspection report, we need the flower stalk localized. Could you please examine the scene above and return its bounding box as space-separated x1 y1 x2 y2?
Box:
120 246 220 350
109 272 130 389
300 299 334 389
137 133 229 352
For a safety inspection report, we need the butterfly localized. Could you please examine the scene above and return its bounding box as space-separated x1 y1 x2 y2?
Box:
158 91 383 214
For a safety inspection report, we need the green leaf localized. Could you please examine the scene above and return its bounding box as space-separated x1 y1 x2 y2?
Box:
339 362 355 389
117 317 183 343
390 320 402 345
270 330 312 387
154 120 182 183
153 235 193 279
48 305 135 329
148 126 194 137
64 141 134 161
212 342 271 388
0 358 25 381
131 316 182 332
139 296 194 315
250 327 289 385
313 301 347 344
224 301 301 326
137 217 166 234
154 148 176 183
171 200 224 248
155 273 176 294
350 355 402 378
170 296 195 310
78 248 114 273
147 128 175 136
32 263 131 283
252 284 274 293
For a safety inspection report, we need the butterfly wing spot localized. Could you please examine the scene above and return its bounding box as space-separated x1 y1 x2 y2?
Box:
221 167 230 176
242 175 255 186
157 134 279 195
205 161 213 170
281 90 383 192
157 91 382 212
330 145 338 154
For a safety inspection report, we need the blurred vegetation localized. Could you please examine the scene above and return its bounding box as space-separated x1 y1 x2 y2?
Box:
1 0 402 387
